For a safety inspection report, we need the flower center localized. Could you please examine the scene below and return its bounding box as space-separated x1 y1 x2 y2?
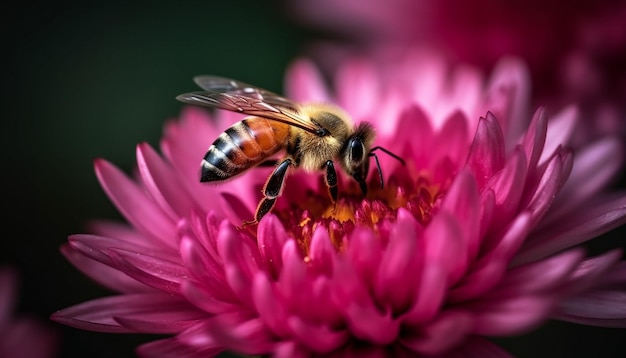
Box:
274 172 443 254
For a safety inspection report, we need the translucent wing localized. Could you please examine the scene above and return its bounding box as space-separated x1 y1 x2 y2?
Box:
177 76 321 134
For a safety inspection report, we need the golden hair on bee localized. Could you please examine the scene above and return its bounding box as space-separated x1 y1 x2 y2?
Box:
177 75 404 226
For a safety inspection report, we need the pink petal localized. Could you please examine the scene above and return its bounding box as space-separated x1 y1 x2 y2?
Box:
468 296 554 336
88 219 156 247
273 341 310 358
219 192 255 228
487 212 532 263
217 221 261 308
401 310 473 355
483 57 531 147
108 248 187 294
257 214 289 278
344 297 399 345
517 194 626 264
562 249 623 294
114 308 206 334
346 227 383 288
374 209 420 311
95 159 177 248
423 210 466 286
482 148 527 235
336 57 379 120
252 272 290 337
394 105 434 169
50 294 191 333
137 337 221 358
285 58 330 102
308 225 336 276
522 107 547 176
136 143 196 220
447 214 532 301
436 111 470 166
555 253 626 327
61 244 153 293
479 188 496 239
522 151 564 227
209 317 275 354
68 234 177 267
546 138 623 222
288 315 348 353
277 240 307 301
559 290 626 321
465 113 506 189
179 280 238 314
539 105 578 164
490 249 584 298
179 235 227 291
440 170 481 264
402 260 446 324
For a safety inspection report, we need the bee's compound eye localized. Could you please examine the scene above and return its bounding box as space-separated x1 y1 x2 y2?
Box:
348 138 365 163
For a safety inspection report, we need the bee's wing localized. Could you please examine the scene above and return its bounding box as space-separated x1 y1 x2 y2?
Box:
177 76 320 134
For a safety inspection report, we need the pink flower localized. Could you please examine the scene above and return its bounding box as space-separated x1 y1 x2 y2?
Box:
51 55 626 357
289 0 626 145
1 267 59 358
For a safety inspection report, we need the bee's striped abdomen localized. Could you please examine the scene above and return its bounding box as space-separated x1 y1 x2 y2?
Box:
200 117 289 182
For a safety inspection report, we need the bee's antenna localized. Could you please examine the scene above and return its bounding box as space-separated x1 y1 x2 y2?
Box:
369 146 405 190
370 146 405 166
370 152 384 189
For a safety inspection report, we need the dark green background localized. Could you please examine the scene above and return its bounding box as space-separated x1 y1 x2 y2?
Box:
1 1 624 357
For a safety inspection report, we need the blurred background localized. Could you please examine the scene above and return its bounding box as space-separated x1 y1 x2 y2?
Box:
1 0 625 357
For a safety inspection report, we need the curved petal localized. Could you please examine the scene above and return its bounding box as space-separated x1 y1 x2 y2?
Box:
136 337 222 358
94 159 177 249
136 143 196 220
465 113 506 189
61 244 153 293
400 310 473 355
50 294 192 333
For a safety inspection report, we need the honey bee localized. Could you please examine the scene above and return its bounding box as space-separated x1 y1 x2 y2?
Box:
177 76 404 225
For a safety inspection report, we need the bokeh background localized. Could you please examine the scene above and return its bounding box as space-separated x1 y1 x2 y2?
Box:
2 1 625 357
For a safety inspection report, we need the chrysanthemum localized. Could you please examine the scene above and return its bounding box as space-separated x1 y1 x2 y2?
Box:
52 55 626 357
1 266 58 358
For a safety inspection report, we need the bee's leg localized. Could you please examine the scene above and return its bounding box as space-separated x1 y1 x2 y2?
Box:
243 158 292 227
257 159 278 167
324 160 338 211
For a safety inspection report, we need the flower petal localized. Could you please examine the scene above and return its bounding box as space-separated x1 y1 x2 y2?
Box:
546 138 624 223
517 194 626 264
137 337 221 358
401 310 473 355
252 272 290 337
465 113 506 188
285 58 330 102
50 294 191 333
336 57 379 120
288 315 348 353
257 214 289 278
374 209 420 311
217 221 261 307
61 244 152 293
108 248 187 294
137 143 196 220
539 105 578 164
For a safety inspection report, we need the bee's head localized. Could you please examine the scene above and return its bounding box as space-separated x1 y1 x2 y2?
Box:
340 122 376 195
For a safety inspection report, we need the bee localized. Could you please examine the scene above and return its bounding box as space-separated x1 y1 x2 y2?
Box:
177 76 404 226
